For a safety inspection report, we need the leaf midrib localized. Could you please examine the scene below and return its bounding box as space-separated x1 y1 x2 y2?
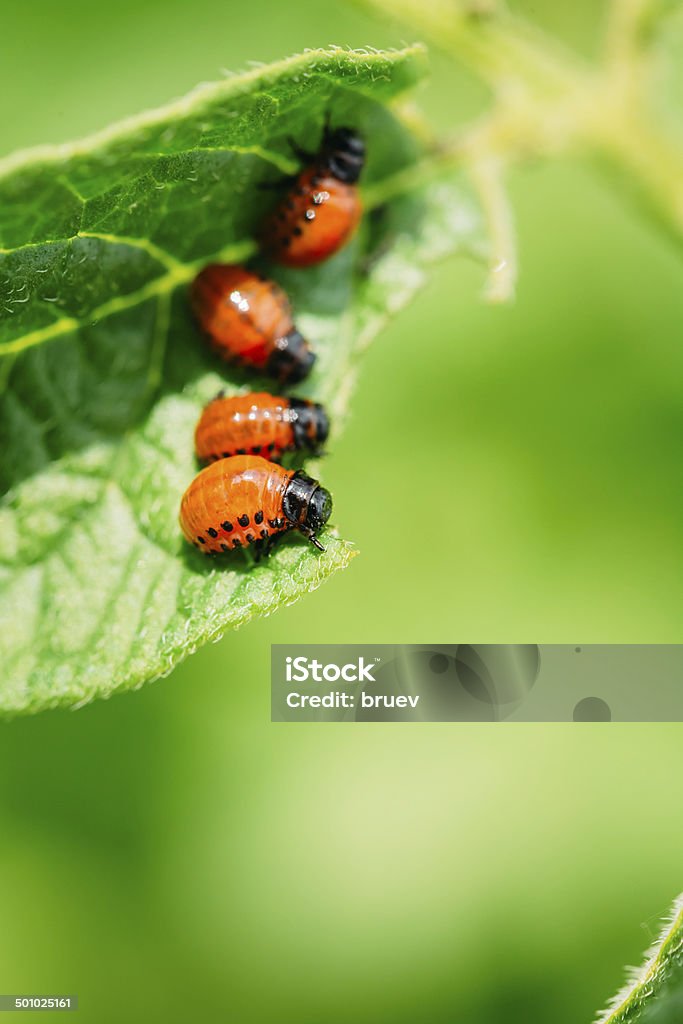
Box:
0 236 257 359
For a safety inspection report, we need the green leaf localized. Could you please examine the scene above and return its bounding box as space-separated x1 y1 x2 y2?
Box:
597 895 683 1024
0 46 488 715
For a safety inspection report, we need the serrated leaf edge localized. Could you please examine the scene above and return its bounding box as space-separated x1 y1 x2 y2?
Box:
0 45 427 178
596 894 683 1024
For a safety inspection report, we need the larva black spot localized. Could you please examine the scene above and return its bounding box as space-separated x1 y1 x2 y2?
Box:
207 527 218 538
222 521 233 532
238 513 249 528
237 448 246 455
197 536 206 544
233 537 242 548
246 533 255 543
254 510 264 525
260 528 269 540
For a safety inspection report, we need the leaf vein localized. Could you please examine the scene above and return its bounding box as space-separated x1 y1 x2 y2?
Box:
0 237 257 358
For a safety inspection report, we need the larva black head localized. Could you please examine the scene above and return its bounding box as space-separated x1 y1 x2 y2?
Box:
267 330 316 386
288 397 330 452
282 471 332 551
322 126 365 184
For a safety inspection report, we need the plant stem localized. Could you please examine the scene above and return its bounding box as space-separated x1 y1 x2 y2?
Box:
360 0 683 259
463 154 516 302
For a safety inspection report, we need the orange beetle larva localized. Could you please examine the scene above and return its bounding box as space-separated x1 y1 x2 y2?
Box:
191 264 316 385
179 455 332 555
194 391 329 464
261 125 365 267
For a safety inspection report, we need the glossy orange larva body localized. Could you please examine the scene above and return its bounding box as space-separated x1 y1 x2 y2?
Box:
195 392 329 464
262 126 365 268
191 264 315 384
179 456 332 554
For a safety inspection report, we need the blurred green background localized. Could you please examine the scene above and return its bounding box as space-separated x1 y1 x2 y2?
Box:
1 1 682 1021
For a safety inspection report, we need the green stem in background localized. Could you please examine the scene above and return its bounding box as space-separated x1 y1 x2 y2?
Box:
462 154 516 302
357 0 683 297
